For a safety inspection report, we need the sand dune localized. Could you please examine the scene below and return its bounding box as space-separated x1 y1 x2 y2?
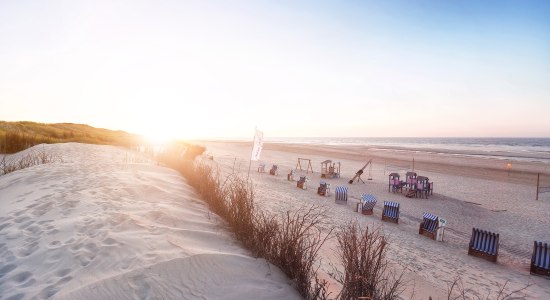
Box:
0 143 299 300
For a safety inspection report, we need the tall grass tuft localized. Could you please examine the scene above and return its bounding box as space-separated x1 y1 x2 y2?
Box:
334 222 405 300
1 146 61 176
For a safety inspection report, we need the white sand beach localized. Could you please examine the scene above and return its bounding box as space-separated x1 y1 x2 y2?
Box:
2 141 549 299
202 141 550 299
0 143 300 300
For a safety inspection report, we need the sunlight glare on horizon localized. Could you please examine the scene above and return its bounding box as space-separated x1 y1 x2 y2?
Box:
0 0 549 138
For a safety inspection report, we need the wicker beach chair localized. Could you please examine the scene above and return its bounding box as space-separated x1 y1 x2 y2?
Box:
317 181 330 196
335 186 348 205
269 165 278 175
531 241 550 277
468 228 499 262
361 194 377 215
287 169 296 181
317 181 328 196
297 176 307 190
381 201 399 224
258 163 265 173
419 212 439 240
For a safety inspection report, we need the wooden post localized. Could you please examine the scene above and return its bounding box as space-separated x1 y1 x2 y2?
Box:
413 158 415 171
535 173 540 200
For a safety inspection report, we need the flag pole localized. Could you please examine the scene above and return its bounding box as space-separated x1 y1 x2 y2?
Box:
247 127 256 181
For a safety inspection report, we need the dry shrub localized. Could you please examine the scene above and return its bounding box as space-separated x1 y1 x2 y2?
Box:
446 275 533 300
1 147 60 176
224 175 255 246
263 206 333 300
335 222 405 300
163 154 332 299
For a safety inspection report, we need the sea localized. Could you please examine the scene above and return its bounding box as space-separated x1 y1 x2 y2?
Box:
259 137 550 164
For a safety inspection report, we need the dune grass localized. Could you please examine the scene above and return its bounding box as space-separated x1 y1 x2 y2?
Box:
0 121 142 153
0 146 61 176
161 148 412 300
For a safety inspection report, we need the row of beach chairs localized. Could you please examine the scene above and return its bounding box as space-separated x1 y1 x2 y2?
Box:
258 164 279 176
319 184 549 277
272 168 549 278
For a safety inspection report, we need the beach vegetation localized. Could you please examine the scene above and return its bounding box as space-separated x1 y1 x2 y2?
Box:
334 222 405 300
0 121 142 153
161 149 413 300
1 146 61 176
162 153 331 299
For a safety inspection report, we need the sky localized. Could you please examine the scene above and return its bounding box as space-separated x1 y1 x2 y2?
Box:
1 0 549 140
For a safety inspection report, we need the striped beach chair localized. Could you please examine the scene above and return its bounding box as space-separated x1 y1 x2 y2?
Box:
419 212 439 240
468 228 499 262
317 181 329 196
531 241 550 277
269 164 278 175
258 163 265 173
381 201 399 224
297 176 307 190
287 169 296 181
335 186 348 205
360 194 377 215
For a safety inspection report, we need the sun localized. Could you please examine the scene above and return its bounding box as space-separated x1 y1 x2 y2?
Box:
141 128 179 145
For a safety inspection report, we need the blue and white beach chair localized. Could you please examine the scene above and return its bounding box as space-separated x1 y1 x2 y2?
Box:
381 201 399 224
468 228 499 262
419 212 439 240
297 176 307 190
361 194 377 215
335 186 348 205
531 241 550 277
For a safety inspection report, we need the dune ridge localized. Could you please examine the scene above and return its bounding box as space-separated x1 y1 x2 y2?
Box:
0 143 299 300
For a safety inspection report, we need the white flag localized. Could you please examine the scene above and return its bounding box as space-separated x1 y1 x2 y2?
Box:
251 129 264 161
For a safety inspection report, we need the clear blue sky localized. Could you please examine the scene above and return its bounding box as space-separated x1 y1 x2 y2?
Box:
1 0 549 140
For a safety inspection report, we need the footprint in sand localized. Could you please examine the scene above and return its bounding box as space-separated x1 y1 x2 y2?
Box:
54 268 71 278
47 228 59 235
26 201 41 208
0 264 18 278
128 275 151 300
18 220 34 231
73 242 99 267
14 216 31 224
16 241 39 257
75 252 96 267
4 293 25 300
31 202 54 217
84 242 99 253
23 224 42 236
69 243 83 252
63 237 75 245
38 285 59 299
101 237 118 246
9 271 33 285
45 252 63 264
55 275 73 285
0 222 12 231
47 241 62 249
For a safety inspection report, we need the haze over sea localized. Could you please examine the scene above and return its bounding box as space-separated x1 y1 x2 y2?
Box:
233 137 550 163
